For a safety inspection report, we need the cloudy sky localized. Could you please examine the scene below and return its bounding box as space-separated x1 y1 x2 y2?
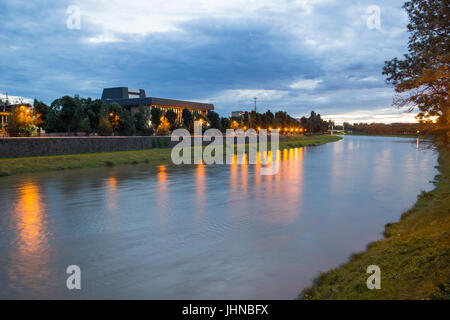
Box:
0 0 416 123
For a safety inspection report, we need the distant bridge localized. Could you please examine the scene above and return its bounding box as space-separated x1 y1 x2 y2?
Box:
328 129 349 134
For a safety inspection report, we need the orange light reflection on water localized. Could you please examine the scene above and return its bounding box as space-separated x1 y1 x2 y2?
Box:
9 181 51 288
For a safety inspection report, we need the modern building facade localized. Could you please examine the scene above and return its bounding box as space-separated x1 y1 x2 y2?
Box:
101 87 214 122
231 111 244 118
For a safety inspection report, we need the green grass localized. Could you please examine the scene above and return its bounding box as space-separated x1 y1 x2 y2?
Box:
280 134 342 147
0 134 341 177
299 147 450 300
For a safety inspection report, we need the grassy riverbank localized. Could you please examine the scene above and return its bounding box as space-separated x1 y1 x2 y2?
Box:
345 133 422 139
300 147 450 300
0 134 341 176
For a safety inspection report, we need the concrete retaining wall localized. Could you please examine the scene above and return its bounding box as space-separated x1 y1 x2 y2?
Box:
0 135 288 158
0 136 172 158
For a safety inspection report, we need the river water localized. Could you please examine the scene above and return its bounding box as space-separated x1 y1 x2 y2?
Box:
0 135 438 299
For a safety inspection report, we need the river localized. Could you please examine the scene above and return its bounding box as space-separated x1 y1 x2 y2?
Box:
0 135 438 299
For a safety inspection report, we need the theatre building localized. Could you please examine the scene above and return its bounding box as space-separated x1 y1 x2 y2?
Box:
101 87 214 122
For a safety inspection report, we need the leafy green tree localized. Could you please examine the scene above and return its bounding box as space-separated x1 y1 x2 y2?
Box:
32 99 49 133
300 116 308 131
243 111 250 128
7 105 34 136
134 105 153 135
72 100 86 132
85 99 106 133
78 117 91 133
44 109 63 133
151 107 163 130
274 111 285 127
220 117 231 132
165 109 178 130
249 110 258 129
118 109 135 135
264 110 274 128
382 0 449 146
182 108 193 128
207 110 221 129
97 117 113 136
50 96 82 133
104 102 135 135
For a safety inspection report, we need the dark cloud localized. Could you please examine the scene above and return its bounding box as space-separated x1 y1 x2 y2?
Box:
0 0 412 122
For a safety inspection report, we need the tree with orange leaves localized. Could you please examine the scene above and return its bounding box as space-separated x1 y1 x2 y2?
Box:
382 0 449 147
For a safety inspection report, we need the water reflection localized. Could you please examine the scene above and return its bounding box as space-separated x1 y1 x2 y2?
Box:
195 163 206 215
8 181 51 289
106 176 118 210
0 135 438 299
156 165 168 215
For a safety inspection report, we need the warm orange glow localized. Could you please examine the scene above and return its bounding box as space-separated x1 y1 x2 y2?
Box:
243 126 247 130
195 163 206 215
157 165 167 182
156 165 169 219
15 183 46 253
10 181 51 287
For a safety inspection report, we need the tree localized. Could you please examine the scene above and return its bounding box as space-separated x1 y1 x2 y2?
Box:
134 105 153 135
165 109 178 130
33 99 49 133
107 102 123 132
97 117 113 136
117 109 135 136
307 111 327 133
105 102 135 135
85 99 106 133
7 105 34 136
157 117 170 135
151 107 163 130
220 117 231 132
50 96 82 133
193 111 208 131
382 0 449 147
207 110 221 129
44 109 63 133
300 116 308 130
78 117 91 133
182 108 193 129
243 111 250 128
274 111 287 128
264 110 274 128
